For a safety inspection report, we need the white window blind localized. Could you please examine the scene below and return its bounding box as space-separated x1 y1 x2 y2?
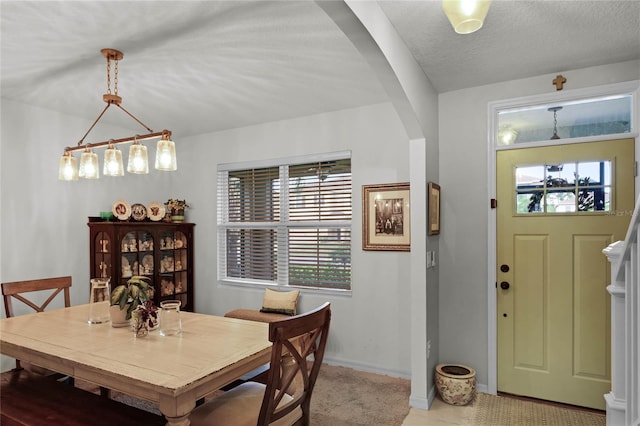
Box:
218 153 351 291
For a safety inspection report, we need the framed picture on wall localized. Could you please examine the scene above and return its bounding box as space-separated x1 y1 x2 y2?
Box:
428 182 440 236
362 182 410 251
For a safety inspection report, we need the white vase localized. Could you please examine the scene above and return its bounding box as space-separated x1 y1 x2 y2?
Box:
109 305 130 328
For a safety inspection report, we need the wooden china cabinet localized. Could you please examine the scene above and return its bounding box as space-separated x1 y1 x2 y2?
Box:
88 220 195 311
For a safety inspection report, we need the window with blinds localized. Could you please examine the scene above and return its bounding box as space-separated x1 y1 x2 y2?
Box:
218 153 351 291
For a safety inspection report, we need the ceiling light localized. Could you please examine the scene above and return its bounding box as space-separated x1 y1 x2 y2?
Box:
104 143 124 176
58 49 177 181
58 152 78 181
442 0 491 34
499 127 519 145
155 131 177 171
78 148 99 179
127 137 149 174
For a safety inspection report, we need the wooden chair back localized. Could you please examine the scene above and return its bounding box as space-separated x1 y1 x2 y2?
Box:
2 276 73 374
2 276 72 318
259 302 331 425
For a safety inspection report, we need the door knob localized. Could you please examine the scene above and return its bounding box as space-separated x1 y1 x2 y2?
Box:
500 264 510 273
500 281 510 290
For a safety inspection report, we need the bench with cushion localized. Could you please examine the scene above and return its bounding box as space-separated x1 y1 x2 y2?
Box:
224 288 300 323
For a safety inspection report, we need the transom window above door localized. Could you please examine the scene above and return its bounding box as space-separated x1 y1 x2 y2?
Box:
497 93 632 146
515 160 611 214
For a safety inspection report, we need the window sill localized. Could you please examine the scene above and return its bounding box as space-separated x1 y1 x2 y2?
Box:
218 279 352 298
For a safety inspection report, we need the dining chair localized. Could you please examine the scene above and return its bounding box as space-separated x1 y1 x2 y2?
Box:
190 302 331 426
2 276 72 375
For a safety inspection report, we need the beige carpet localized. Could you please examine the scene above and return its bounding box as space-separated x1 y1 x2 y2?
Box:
472 393 606 426
103 364 411 425
311 364 411 425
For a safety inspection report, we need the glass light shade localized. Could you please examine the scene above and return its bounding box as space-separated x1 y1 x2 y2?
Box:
498 128 519 146
103 147 124 176
155 139 177 171
442 0 491 34
127 143 149 174
58 153 79 181
79 150 100 179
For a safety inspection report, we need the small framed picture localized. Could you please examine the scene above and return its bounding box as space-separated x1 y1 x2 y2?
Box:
428 182 441 236
362 182 410 251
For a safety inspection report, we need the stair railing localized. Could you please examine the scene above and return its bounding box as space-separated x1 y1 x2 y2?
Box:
603 194 640 426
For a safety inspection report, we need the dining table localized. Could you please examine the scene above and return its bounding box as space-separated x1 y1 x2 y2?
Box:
0 304 272 426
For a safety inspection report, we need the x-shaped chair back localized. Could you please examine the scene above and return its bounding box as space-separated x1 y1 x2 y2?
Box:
2 276 72 318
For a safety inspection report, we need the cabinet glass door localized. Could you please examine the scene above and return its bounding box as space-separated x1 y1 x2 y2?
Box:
121 231 154 283
94 231 111 279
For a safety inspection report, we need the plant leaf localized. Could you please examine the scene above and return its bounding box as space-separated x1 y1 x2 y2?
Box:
110 285 126 306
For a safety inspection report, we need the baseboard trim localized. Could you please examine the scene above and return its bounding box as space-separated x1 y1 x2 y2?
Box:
322 356 411 379
477 382 489 394
410 394 430 410
604 392 626 425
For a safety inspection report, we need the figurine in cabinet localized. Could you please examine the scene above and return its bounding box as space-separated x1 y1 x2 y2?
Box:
175 281 183 293
165 236 174 249
175 260 182 271
160 256 174 273
139 239 153 251
121 257 132 278
100 239 109 252
161 279 175 296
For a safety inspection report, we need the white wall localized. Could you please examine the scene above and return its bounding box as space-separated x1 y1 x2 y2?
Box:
1 100 415 376
438 60 640 388
0 99 182 371
180 101 413 375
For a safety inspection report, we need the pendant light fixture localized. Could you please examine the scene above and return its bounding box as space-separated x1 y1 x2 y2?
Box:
499 126 519 145
548 106 563 140
442 0 491 34
78 147 99 179
58 152 79 181
155 132 177 171
127 136 149 174
58 48 177 181
104 142 124 176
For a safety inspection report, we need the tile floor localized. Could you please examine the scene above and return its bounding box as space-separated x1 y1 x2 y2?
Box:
402 397 476 426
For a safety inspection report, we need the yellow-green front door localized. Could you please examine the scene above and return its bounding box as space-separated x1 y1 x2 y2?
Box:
497 138 634 410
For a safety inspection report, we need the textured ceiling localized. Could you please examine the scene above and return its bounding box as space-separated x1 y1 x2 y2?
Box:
1 1 639 141
380 0 640 93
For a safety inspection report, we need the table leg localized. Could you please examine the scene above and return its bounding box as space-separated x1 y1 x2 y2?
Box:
159 394 195 426
163 413 191 426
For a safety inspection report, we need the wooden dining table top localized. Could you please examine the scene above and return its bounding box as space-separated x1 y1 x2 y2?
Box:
0 304 271 425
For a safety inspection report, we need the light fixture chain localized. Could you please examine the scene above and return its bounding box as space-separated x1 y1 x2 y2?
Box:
106 55 112 95
113 57 119 96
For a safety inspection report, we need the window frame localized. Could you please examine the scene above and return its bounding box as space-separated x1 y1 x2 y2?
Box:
217 151 352 295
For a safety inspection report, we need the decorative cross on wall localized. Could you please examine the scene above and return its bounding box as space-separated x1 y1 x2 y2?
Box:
552 74 567 91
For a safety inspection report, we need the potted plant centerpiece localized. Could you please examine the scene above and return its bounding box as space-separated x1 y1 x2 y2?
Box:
166 198 189 223
109 276 154 327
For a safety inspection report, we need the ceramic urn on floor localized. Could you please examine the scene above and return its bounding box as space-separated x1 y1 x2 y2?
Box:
434 363 476 405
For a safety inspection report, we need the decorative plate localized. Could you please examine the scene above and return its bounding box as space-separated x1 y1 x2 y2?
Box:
147 202 166 222
131 203 147 221
112 200 131 221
